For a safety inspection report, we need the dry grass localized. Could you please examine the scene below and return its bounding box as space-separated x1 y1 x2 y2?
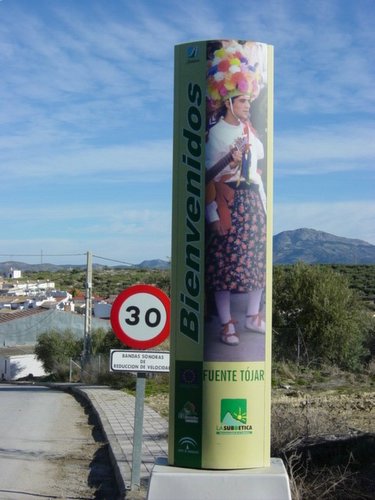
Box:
271 363 375 499
285 451 371 500
145 392 169 417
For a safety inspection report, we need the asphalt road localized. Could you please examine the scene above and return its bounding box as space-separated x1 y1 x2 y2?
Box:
0 384 117 499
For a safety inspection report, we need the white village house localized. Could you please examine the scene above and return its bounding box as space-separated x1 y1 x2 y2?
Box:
7 267 22 279
0 346 46 381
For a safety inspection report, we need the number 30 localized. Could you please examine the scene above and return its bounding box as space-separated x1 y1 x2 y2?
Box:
125 306 161 327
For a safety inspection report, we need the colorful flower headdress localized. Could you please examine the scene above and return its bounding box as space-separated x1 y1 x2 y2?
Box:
207 41 262 106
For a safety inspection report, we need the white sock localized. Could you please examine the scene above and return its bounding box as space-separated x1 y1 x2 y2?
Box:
246 289 263 317
215 291 231 324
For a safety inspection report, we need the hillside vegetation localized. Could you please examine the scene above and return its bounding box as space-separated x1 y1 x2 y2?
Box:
22 264 374 302
22 267 171 298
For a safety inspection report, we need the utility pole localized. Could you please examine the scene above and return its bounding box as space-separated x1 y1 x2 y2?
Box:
83 250 92 366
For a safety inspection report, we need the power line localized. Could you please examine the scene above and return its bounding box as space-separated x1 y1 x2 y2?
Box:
0 252 137 267
0 253 85 257
92 254 135 267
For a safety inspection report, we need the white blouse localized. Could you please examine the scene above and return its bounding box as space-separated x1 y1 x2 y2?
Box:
205 118 266 222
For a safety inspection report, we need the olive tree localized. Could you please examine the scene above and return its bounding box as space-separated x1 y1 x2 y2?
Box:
35 328 123 376
90 328 124 354
272 263 369 370
35 329 82 374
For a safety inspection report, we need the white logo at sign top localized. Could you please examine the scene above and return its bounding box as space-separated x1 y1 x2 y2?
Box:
118 292 167 341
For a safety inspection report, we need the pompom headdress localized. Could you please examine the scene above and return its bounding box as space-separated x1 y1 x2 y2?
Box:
207 41 263 108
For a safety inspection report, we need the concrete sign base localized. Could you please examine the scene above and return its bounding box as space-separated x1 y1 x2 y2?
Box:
147 457 291 500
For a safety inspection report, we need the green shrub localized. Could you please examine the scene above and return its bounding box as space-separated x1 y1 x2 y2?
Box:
273 263 370 370
35 329 82 373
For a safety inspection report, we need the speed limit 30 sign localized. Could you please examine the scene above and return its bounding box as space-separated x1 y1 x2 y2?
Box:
110 284 170 349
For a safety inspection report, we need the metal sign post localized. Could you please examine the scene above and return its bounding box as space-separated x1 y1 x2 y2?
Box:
110 285 171 493
131 371 146 490
109 350 170 490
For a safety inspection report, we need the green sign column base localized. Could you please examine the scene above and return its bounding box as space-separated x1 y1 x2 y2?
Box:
147 458 291 500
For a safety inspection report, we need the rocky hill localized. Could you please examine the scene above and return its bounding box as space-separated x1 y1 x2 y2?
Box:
137 259 170 269
273 228 375 264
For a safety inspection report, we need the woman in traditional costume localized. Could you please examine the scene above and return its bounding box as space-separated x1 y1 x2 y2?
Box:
205 40 267 346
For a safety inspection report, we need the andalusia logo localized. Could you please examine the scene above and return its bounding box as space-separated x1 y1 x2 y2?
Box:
177 436 199 455
216 399 253 435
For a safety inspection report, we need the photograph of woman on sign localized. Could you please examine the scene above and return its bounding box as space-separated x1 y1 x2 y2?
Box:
204 40 268 362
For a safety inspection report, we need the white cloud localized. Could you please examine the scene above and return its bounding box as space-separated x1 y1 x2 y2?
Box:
275 121 375 174
0 139 173 184
231 0 375 115
0 202 172 265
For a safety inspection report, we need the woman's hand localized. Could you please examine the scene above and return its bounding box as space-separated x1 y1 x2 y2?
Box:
229 149 242 169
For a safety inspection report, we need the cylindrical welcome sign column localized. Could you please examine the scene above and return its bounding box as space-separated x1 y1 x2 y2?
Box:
169 39 273 469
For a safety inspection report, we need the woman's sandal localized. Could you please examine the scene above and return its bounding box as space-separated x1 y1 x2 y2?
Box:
220 320 239 346
245 314 265 333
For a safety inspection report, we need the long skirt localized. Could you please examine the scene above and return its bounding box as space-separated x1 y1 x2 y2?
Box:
205 186 266 292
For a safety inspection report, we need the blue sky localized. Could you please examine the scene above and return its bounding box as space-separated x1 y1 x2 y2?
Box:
1 0 374 266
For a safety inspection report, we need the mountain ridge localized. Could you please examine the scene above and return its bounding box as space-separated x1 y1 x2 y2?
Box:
1 229 374 272
273 228 375 264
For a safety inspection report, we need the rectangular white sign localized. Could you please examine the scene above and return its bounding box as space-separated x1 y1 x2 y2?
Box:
110 350 170 373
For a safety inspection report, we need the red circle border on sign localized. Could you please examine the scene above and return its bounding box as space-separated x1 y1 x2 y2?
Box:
110 284 170 349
